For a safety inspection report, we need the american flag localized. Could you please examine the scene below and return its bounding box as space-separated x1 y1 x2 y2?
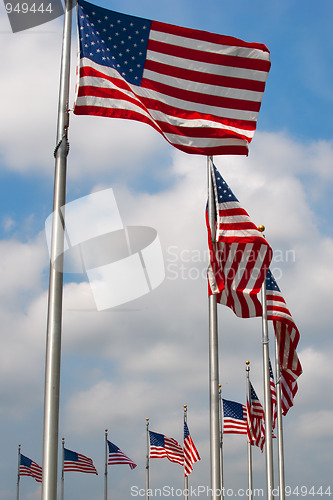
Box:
74 0 271 156
107 440 137 469
269 360 277 429
183 422 201 476
207 164 272 318
19 454 42 483
64 448 98 474
222 399 247 435
266 269 302 413
149 431 184 465
247 383 265 451
281 369 298 415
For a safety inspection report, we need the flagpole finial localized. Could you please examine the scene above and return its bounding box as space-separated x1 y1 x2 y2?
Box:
146 417 149 421
258 225 265 233
184 404 187 408
246 360 250 364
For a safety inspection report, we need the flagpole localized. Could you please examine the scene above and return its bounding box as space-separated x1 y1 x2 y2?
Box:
146 418 150 500
61 438 65 500
184 405 188 500
207 156 222 500
245 362 253 500
17 444 21 500
275 339 285 500
105 429 108 500
42 1 72 499
218 385 224 499
258 226 274 500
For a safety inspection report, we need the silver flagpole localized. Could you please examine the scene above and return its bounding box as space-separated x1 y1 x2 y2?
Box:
61 438 65 500
184 405 188 500
146 418 150 500
17 444 21 500
218 385 224 499
275 338 285 500
259 226 274 500
105 429 108 500
41 0 72 499
207 156 221 500
246 362 253 500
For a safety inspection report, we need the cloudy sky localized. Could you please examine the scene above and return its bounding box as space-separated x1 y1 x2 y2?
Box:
1 0 333 499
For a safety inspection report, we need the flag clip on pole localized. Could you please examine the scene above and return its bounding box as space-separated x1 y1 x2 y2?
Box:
105 429 108 500
184 405 188 500
17 444 21 500
275 338 285 500
207 156 222 500
218 385 224 499
146 418 150 500
245 362 253 500
42 1 73 500
258 226 275 500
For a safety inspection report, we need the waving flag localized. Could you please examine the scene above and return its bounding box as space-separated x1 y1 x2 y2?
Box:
281 369 298 415
74 0 271 156
207 164 272 317
64 448 98 474
107 440 137 469
247 383 265 451
19 454 42 483
149 431 184 465
184 422 201 476
222 399 247 434
269 361 277 429
266 269 302 413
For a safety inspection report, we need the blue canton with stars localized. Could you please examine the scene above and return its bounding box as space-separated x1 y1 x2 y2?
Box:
78 0 151 85
265 268 281 292
213 165 239 203
223 399 244 419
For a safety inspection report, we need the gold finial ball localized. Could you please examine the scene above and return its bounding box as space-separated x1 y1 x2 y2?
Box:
218 384 221 388
258 225 265 233
146 417 149 421
246 360 250 365
184 404 187 408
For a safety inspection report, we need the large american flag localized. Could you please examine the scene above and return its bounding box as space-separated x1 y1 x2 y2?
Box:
222 399 248 435
207 164 273 318
247 383 265 451
266 269 302 414
183 422 201 476
19 454 42 483
63 448 98 474
149 431 184 465
107 440 137 469
74 0 271 156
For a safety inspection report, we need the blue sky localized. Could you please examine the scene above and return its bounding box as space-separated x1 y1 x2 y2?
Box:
1 1 333 499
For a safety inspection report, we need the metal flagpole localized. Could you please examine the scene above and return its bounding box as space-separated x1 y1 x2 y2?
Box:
146 418 150 500
218 385 224 499
17 444 21 500
259 226 274 500
61 438 65 500
246 362 253 500
41 0 72 499
105 429 108 500
275 338 285 500
184 405 188 500
207 156 221 500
